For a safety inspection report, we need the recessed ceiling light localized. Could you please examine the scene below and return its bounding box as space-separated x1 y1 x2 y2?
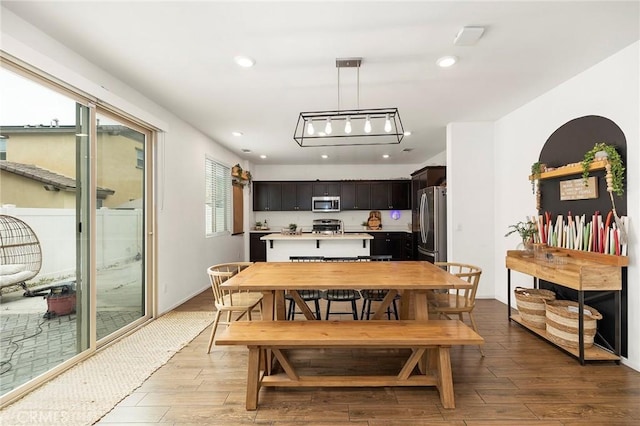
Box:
436 56 458 68
232 131 243 136
260 155 267 159
234 55 255 68
321 154 329 159
382 154 390 159
403 131 412 136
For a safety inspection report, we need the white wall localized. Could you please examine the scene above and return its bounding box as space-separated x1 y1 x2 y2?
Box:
446 123 496 298
493 41 639 370
1 8 248 314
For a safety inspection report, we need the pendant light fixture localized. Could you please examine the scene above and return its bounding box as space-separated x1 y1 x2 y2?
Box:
293 58 404 147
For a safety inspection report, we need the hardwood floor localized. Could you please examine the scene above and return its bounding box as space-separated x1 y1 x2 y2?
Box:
98 290 640 425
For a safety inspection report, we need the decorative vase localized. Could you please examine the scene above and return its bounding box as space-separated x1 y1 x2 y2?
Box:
517 239 534 257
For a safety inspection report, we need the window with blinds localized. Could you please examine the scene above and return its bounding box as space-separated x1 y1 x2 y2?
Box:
205 157 231 236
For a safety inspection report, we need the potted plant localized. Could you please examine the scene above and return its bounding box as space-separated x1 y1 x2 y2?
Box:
505 220 538 255
581 143 625 196
361 221 368 230
254 221 262 230
232 163 243 178
289 223 297 232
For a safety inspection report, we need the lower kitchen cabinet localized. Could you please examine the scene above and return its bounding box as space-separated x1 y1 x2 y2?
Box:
249 232 267 262
404 232 413 260
370 232 407 260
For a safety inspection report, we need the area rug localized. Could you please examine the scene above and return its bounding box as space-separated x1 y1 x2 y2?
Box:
0 311 213 425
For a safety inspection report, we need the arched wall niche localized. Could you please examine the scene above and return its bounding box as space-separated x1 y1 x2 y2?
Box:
536 114 628 357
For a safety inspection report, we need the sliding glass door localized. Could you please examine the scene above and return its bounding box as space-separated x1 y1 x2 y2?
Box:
95 112 148 341
0 63 153 403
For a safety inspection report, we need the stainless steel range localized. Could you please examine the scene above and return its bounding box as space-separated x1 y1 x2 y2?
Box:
312 218 343 235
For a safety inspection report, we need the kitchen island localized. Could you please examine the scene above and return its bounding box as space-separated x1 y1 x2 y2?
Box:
260 233 373 262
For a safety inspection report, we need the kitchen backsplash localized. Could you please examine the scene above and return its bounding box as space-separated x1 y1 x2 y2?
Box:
252 210 412 232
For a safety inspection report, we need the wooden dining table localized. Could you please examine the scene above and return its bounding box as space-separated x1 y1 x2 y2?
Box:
221 261 473 321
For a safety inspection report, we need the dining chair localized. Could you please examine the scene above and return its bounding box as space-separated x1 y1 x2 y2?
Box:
206 262 262 353
430 262 484 356
322 256 361 320
358 255 399 320
286 256 324 320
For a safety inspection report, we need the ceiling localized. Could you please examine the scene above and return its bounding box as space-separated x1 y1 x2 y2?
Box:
4 1 639 165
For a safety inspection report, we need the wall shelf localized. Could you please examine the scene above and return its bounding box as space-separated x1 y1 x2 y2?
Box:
529 160 607 181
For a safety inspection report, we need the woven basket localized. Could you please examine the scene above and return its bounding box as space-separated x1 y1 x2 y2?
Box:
514 287 556 329
545 300 602 349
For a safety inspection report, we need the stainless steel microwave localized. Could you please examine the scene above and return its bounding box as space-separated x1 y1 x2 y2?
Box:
312 196 340 212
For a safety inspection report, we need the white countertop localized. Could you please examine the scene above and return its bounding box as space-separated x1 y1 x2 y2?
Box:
260 233 374 241
251 228 411 234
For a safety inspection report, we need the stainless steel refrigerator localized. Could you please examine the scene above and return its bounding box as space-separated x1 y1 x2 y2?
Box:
416 186 447 263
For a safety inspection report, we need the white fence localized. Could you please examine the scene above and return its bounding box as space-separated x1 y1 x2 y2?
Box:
0 206 143 285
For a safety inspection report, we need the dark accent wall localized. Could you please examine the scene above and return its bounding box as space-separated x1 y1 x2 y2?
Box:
537 115 628 356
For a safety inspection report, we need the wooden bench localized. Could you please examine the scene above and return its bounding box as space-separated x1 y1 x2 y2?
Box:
215 320 484 410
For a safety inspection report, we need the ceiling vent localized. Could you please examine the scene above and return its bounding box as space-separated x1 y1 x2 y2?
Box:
454 26 485 46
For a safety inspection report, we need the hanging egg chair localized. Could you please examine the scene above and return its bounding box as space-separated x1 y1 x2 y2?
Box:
0 215 42 293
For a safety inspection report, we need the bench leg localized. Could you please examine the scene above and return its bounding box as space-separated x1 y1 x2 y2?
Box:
246 346 261 410
436 346 455 409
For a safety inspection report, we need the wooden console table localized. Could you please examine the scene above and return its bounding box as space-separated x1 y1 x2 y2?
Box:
506 248 627 364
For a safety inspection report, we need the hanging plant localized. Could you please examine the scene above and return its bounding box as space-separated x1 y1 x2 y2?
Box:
581 143 625 196
530 161 544 194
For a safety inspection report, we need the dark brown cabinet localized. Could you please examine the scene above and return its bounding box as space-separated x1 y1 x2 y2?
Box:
252 182 282 211
312 182 340 197
341 181 371 210
370 232 407 260
281 182 312 211
249 232 267 262
253 180 411 212
370 181 410 210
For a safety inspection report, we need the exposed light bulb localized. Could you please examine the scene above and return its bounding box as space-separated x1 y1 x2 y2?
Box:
344 116 352 134
364 115 372 133
325 118 332 135
384 114 392 133
307 118 314 135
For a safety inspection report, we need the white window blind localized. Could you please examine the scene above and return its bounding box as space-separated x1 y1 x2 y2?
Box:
205 157 231 236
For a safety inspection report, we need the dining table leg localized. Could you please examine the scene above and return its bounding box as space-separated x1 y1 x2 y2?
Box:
260 291 275 375
412 290 432 373
370 290 399 320
288 290 317 320
274 290 286 320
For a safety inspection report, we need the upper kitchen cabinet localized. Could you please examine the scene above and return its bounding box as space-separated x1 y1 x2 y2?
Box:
253 182 282 211
370 181 410 210
313 181 341 197
341 181 371 210
281 182 313 211
411 166 446 190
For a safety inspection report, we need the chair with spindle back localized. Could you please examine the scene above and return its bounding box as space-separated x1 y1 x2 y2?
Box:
430 262 484 356
322 256 361 320
286 256 324 320
206 262 262 353
358 255 399 320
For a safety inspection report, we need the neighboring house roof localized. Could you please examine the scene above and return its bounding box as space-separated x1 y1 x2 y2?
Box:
0 160 115 198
